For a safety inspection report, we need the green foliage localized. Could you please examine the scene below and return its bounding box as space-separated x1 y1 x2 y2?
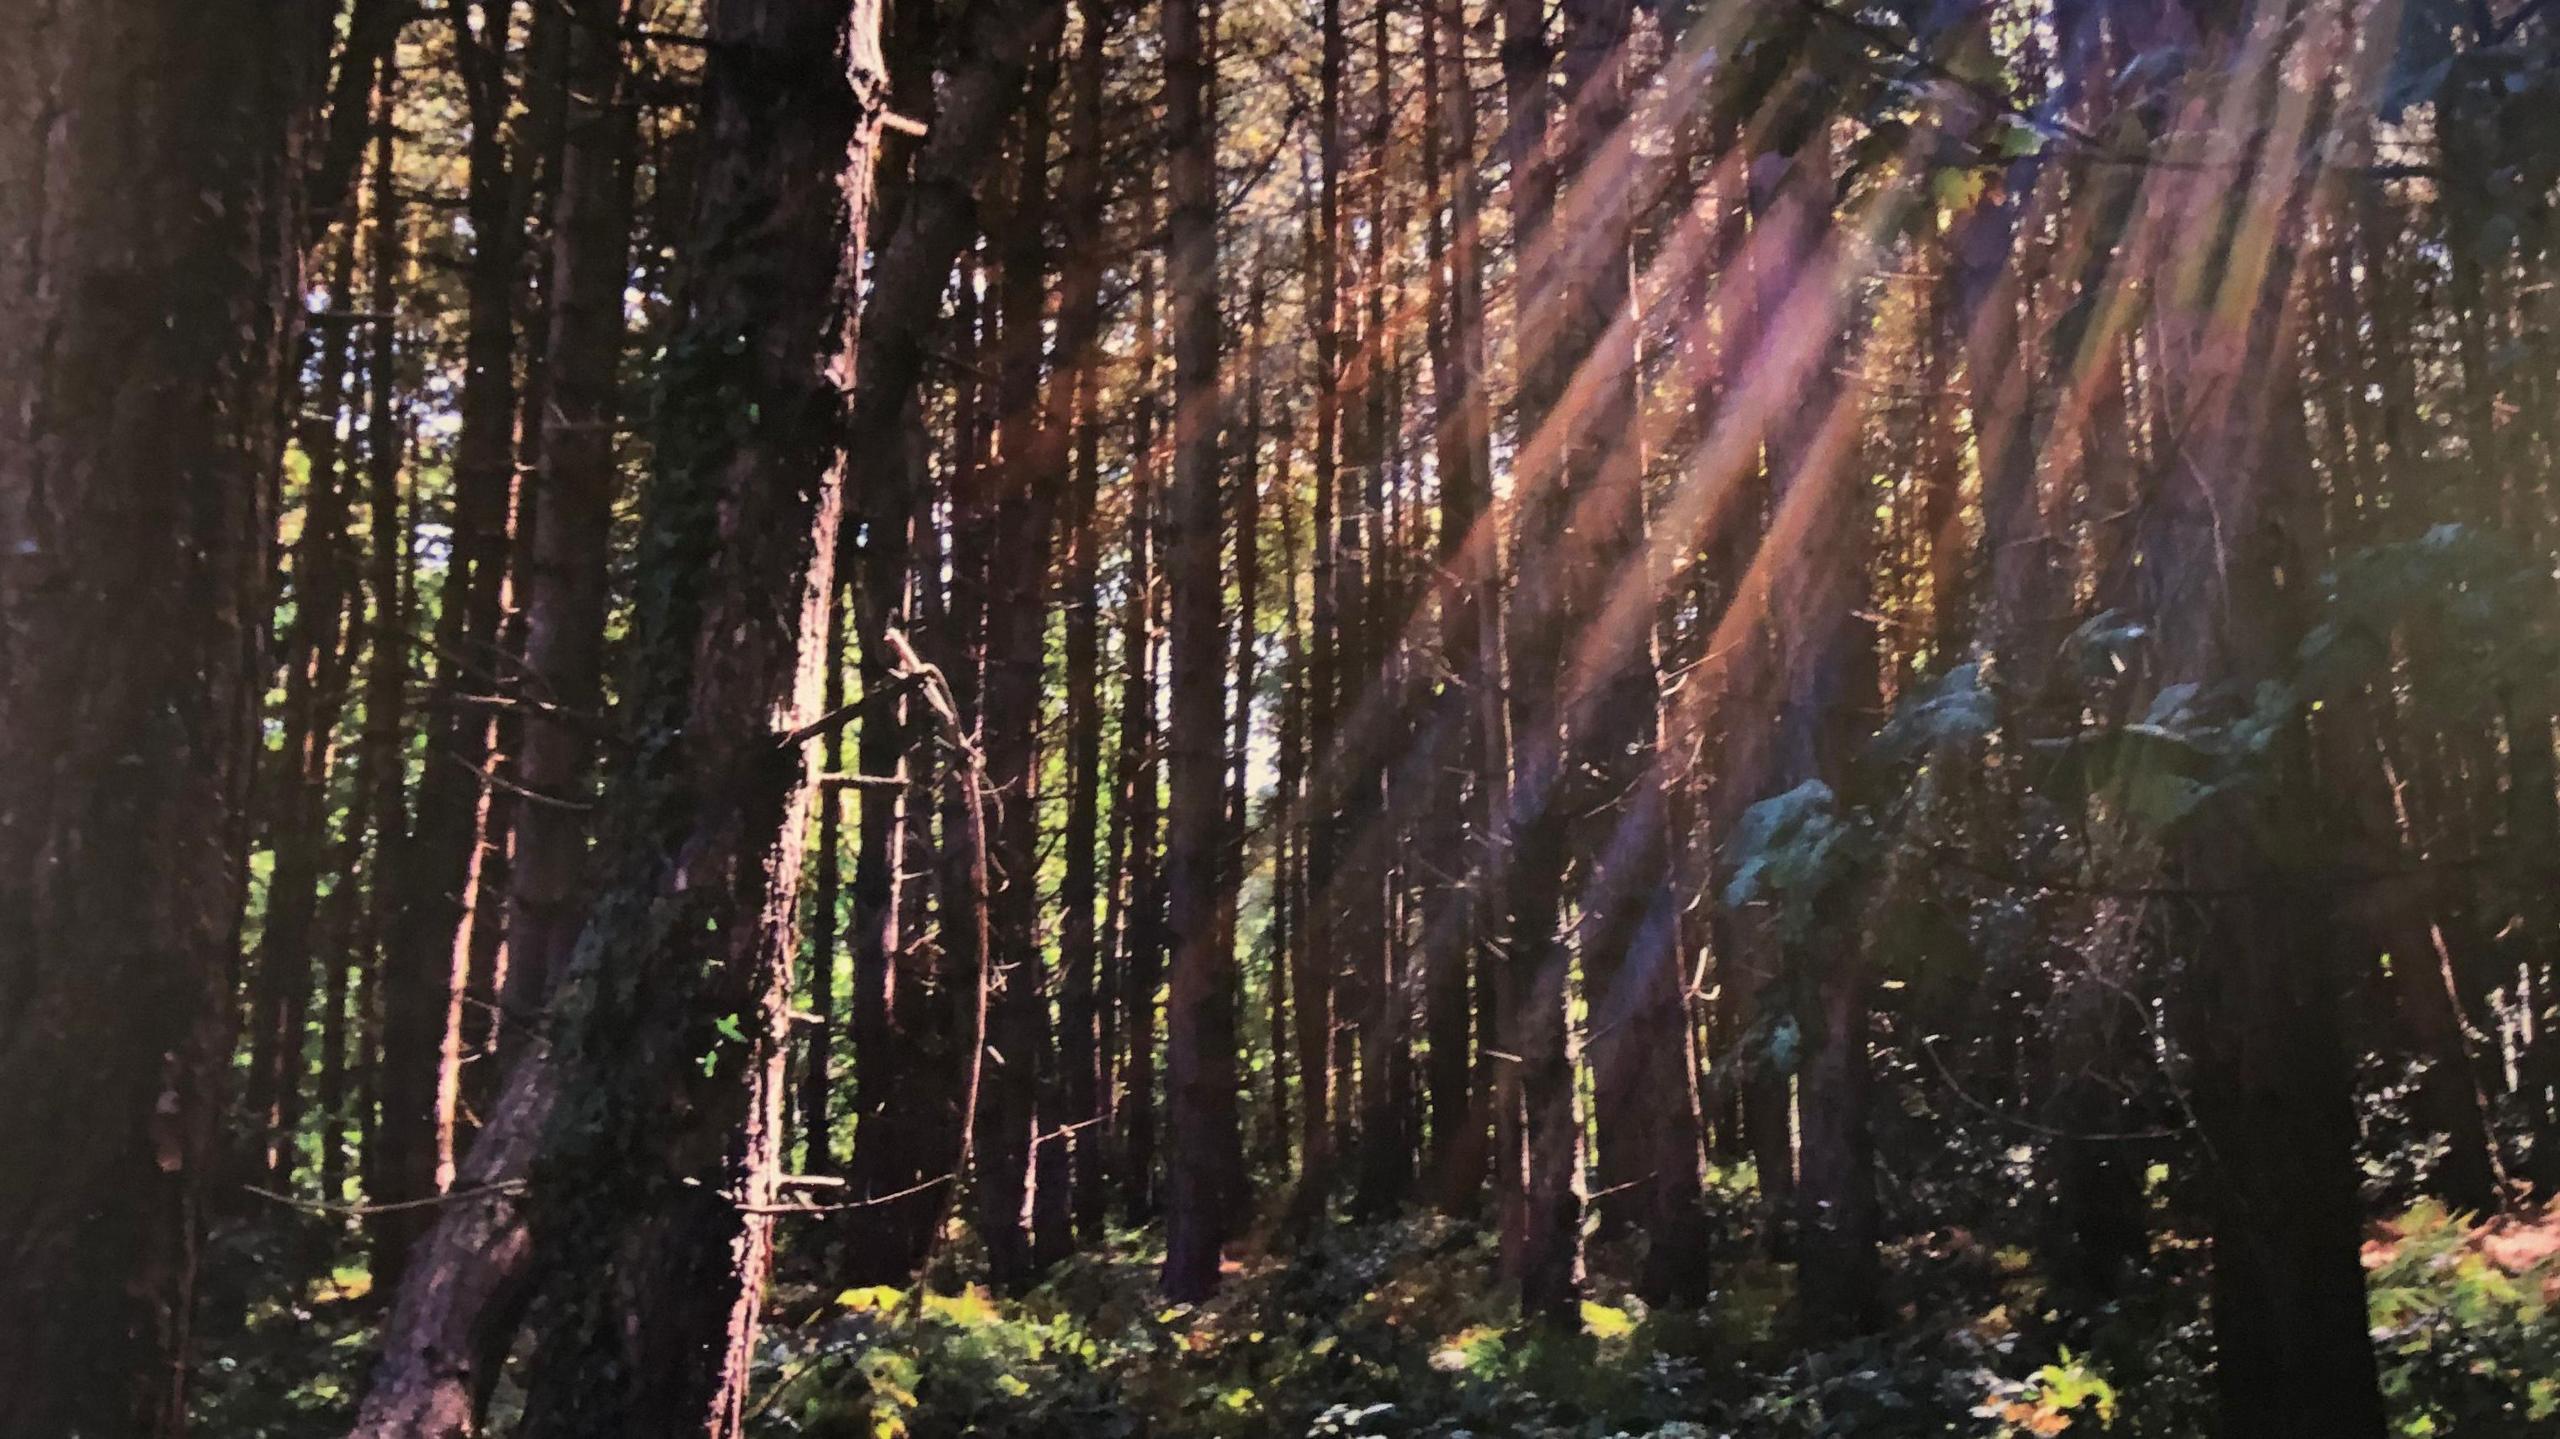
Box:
1724 781 1876 942
2036 676 2298 838
188 1217 375 1438
2300 524 2558 717
2366 1202 2560 1439
749 1282 1140 1438
1872 661 1998 768
189 1200 2560 1438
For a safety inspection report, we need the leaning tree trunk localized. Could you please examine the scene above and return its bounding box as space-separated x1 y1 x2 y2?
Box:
830 0 1069 1279
350 1 892 1435
0 0 325 1432
508 0 891 1427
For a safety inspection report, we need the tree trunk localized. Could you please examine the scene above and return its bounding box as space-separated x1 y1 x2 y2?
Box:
377 0 532 1290
1160 0 1243 1302
803 583 846 1177
248 236 365 1189
1291 0 1346 1227
492 0 888 1431
2128 20 2384 1425
1055 7 1113 1246
502 0 635 1067
828 0 1071 1279
1497 0 1583 1321
357 71 415 1246
0 0 324 1430
1117 192 1167 1223
1420 0 1495 1218
977 48 1064 1292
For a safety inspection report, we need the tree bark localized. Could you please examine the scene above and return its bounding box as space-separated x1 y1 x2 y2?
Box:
1116 193 1167 1224
977 46 1063 1293
501 0 636 1070
1161 0 1243 1303
372 2 894 1434
0 0 325 1430
2126 15 2385 1427
356 71 415 1246
1055 1 1116 1246
1497 0 1584 1321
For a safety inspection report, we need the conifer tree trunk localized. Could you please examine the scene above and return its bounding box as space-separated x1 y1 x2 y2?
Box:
1419 0 1480 1213
1058 276 1113 1243
978 48 1063 1292
355 77 415 1242
1161 0 1243 1302
1292 0 1347 1224
1228 246 1268 1169
1753 127 1884 1340
316 185 385 1200
830 0 1070 1279
1348 6 1407 1218
1497 0 1584 1320
248 243 364 1189
2127 12 2382 1429
350 3 894 1435
503 0 635 1063
1062 367 1110 1234
1047 0 1119 1248
0 0 325 1429
803 584 846 1177
378 0 532 1288
1547 0 1707 1299
1118 221 1168 1222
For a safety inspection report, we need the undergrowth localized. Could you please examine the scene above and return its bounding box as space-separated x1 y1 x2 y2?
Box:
740 1198 2560 1439
192 1196 2560 1437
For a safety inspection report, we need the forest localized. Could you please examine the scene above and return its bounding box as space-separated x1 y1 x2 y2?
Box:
7 0 2560 1434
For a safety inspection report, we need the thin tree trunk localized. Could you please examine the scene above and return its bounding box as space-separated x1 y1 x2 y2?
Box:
1497 0 1584 1321
357 72 415 1249
1042 0 1120 1253
502 0 635 1066
1118 218 1167 1222
978 49 1064 1292
377 0 532 1290
803 581 846 1176
249 236 365 1190
1161 0 1242 1302
1291 0 1347 1228
1055 4 1112 1236
1227 241 1267 1177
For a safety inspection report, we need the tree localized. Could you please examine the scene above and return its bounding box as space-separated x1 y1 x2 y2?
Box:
503 0 639 1062
352 0 892 1432
1496 0 1584 1320
0 0 328 1429
1160 0 1244 1302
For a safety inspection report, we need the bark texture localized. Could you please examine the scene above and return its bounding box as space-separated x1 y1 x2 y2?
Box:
0 2 324 1431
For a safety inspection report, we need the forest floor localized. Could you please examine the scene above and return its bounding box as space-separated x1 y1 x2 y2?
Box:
200 1179 2560 1438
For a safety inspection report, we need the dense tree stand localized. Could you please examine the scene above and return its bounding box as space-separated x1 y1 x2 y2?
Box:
22 0 2560 1433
